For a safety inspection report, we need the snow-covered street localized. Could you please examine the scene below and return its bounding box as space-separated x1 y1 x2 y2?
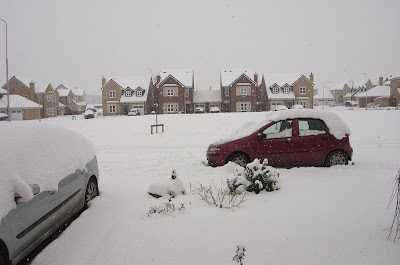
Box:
27 108 400 265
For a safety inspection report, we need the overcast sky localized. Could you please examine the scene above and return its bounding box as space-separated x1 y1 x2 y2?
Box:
0 0 399 95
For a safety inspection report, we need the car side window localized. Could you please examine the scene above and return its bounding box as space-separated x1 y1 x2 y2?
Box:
262 120 293 139
298 119 326 136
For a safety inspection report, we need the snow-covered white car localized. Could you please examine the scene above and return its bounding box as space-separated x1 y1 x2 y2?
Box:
272 105 289 111
0 124 99 265
84 109 95 119
291 104 304 109
128 109 140 116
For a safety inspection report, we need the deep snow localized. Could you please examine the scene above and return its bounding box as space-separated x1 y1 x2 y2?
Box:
9 108 400 264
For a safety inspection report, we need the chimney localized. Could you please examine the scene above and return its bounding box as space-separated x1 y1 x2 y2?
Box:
156 75 161 84
30 81 35 91
254 73 258 84
102 76 106 86
309 72 314 83
379 76 383 86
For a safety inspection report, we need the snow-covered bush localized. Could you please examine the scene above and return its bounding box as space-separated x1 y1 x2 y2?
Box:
148 198 185 217
227 159 280 194
191 181 247 209
148 170 186 198
232 245 246 264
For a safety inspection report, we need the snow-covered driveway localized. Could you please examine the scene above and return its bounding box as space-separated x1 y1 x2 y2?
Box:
30 109 400 265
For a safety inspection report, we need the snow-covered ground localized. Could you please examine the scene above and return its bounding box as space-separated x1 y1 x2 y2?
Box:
20 108 400 264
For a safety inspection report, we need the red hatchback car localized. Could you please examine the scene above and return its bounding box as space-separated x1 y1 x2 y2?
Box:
206 110 353 167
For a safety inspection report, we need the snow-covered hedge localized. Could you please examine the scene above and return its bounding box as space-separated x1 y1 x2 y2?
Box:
227 159 280 194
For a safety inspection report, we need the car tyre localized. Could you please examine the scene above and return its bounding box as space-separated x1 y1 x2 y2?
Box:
326 150 348 166
228 153 250 167
84 177 99 209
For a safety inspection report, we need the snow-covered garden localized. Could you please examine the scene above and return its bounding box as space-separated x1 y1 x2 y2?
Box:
19 108 400 264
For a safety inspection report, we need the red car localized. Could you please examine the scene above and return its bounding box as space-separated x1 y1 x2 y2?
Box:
206 110 353 167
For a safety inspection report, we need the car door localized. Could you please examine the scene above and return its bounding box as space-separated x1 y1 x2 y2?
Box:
255 119 296 166
292 118 330 166
8 189 60 259
57 170 86 217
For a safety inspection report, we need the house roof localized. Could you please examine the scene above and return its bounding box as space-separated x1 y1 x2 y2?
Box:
106 76 152 90
120 89 149 103
329 82 348 91
158 69 193 87
263 73 308 88
0 95 42 109
193 90 221 103
57 89 70 97
0 88 6 95
221 68 259 87
356 85 391 98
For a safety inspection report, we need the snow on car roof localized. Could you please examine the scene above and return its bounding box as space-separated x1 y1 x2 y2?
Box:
267 109 351 139
0 123 97 220
213 110 350 146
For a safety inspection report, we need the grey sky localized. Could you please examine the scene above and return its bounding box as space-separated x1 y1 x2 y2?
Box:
0 0 399 95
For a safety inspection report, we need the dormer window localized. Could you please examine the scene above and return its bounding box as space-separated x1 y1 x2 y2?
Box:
272 87 279 94
283 87 290 93
136 90 143 97
125 90 132 97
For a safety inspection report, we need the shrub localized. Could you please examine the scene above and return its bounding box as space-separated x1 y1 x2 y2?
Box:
148 198 185 217
227 159 280 194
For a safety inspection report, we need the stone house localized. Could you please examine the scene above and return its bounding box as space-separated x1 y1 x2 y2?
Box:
101 75 154 116
151 69 194 114
357 74 400 108
262 73 314 109
220 69 262 112
56 84 87 114
1 76 60 119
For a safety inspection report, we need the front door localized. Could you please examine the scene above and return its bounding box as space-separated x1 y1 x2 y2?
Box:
256 120 295 166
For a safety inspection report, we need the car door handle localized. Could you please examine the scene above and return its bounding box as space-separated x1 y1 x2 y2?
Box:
285 138 292 144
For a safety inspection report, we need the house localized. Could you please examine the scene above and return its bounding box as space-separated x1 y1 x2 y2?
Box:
101 75 154 116
262 73 315 109
357 74 400 108
0 91 42 120
313 86 334 106
220 69 262 112
152 69 194 114
328 82 349 104
193 89 222 113
2 76 59 119
56 84 87 114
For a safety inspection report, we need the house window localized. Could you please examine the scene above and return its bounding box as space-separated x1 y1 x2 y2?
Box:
237 102 250 112
164 103 178 113
137 90 143 97
300 87 306 94
167 88 174 96
126 90 132 97
109 91 116 98
225 87 229 97
47 108 55 116
236 85 251 96
185 89 189 98
272 87 279 94
283 87 290 93
109 105 116 113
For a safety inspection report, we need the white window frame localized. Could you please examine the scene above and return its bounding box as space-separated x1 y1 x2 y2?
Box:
109 91 116 98
283 87 289 93
136 90 143 97
166 88 174 96
185 89 189 98
125 90 132 97
272 87 279 94
300 87 306 94
225 87 229 97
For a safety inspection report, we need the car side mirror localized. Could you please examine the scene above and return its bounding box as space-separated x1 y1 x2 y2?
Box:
257 133 264 139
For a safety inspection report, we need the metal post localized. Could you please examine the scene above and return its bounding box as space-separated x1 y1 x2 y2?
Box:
363 73 368 110
0 18 10 121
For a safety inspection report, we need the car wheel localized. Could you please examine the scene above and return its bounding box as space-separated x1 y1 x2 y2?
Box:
326 150 348 166
228 153 250 167
84 177 98 209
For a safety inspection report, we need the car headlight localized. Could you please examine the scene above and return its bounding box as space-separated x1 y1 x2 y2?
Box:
208 146 221 153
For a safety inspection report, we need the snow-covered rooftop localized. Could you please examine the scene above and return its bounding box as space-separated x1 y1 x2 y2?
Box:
0 123 97 221
158 69 193 87
109 76 152 90
57 89 70 97
193 90 221 103
263 73 307 88
0 95 42 109
356 85 391 98
0 88 6 94
221 68 259 87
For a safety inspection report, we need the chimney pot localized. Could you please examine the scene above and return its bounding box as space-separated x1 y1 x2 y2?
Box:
309 72 314 83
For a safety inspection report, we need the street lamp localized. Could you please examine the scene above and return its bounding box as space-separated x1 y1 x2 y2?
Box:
0 18 10 121
363 73 368 110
